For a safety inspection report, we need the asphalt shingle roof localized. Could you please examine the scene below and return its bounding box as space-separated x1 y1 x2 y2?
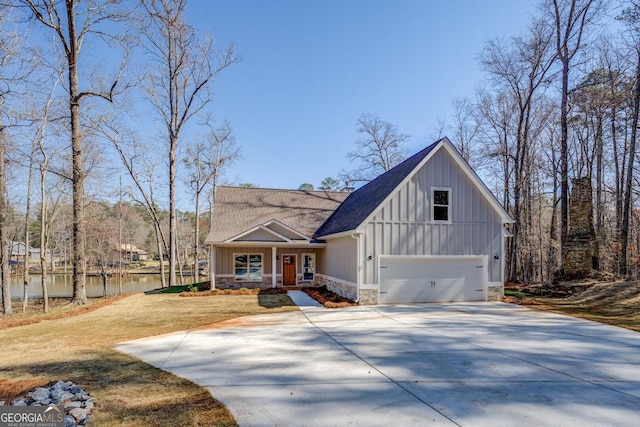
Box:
313 139 441 238
206 187 350 243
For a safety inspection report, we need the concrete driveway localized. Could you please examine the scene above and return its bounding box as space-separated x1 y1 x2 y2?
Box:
116 292 640 426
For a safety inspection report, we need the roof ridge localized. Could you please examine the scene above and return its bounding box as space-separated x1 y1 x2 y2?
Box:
313 140 442 238
216 185 348 195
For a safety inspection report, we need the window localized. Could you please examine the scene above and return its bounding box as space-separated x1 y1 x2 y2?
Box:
303 254 315 280
234 254 263 281
432 188 451 222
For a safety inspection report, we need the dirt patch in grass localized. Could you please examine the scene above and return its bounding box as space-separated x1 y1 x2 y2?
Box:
303 286 357 308
505 280 640 332
0 292 298 426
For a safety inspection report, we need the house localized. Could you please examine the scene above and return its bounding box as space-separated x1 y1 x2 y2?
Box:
29 248 53 264
206 137 513 304
10 242 28 260
120 244 148 261
206 187 350 289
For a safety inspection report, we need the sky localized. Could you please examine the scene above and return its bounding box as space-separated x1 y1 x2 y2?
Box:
181 0 539 191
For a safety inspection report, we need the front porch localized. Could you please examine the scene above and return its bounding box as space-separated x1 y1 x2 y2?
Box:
210 245 326 290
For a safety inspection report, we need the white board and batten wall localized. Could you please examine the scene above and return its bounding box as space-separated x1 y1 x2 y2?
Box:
325 145 506 304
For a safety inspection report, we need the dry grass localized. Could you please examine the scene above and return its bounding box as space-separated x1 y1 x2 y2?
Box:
507 281 640 332
0 295 130 330
0 292 298 425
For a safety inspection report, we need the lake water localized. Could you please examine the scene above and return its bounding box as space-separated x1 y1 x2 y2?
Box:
8 274 168 300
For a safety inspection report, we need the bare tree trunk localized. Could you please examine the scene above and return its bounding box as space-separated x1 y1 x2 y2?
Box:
118 176 123 295
0 117 11 315
194 188 200 284
549 0 603 268
594 115 603 271
25 0 128 304
40 159 49 313
139 0 237 288
546 138 561 283
65 2 87 305
620 52 640 277
22 150 34 312
169 136 177 287
559 54 570 265
154 222 166 288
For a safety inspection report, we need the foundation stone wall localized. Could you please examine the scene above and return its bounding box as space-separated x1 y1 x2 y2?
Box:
316 275 358 301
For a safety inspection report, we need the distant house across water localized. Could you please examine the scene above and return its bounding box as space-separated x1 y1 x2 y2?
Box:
120 244 148 261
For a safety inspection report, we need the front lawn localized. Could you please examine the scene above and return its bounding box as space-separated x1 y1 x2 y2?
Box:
0 292 298 426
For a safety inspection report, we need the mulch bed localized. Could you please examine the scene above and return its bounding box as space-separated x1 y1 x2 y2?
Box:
303 286 357 308
178 285 357 309
179 287 288 297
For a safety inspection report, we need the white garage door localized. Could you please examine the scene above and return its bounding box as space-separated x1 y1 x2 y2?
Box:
378 257 486 304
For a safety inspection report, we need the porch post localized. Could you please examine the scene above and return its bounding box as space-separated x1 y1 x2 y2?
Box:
271 246 277 288
210 246 216 289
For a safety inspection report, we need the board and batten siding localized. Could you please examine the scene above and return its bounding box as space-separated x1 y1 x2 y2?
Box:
216 247 273 275
215 247 325 276
234 229 279 242
321 235 358 284
363 149 504 285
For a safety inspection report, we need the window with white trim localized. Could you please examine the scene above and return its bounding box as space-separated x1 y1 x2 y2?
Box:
303 253 315 280
432 187 451 222
234 254 263 281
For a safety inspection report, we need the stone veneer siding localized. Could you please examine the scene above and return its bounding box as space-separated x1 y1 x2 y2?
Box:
355 286 501 305
215 274 317 289
487 285 503 301
316 275 357 301
359 289 378 305
214 277 271 289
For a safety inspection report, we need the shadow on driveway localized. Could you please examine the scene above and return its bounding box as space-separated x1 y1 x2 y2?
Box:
116 302 640 426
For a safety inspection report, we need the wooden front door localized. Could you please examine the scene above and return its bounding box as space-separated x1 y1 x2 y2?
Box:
283 255 297 286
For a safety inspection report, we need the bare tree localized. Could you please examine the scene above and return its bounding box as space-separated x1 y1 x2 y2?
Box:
106 128 169 288
618 1 640 276
344 113 409 184
21 142 35 312
450 97 480 163
0 5 27 315
34 77 62 313
138 0 238 287
184 117 239 283
480 17 556 282
544 0 605 262
0 113 10 315
21 0 130 304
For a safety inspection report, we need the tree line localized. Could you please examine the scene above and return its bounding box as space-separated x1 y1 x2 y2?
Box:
309 0 640 286
0 0 239 314
439 0 640 283
3 0 640 316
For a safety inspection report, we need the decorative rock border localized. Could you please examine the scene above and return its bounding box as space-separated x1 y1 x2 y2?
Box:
1 381 93 426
